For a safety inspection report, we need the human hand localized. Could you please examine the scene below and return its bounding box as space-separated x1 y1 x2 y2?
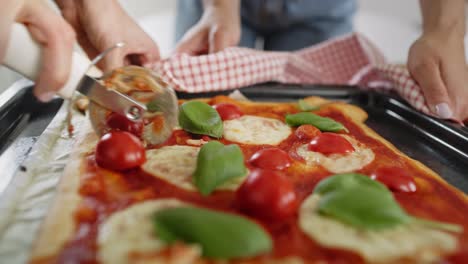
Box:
408 31 468 122
0 0 76 102
409 0 468 122
56 0 160 71
175 0 241 55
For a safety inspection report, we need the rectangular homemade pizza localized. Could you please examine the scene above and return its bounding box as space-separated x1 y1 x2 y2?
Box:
30 95 468 264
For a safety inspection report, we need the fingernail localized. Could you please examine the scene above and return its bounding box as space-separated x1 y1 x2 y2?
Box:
434 103 453 119
37 92 55 103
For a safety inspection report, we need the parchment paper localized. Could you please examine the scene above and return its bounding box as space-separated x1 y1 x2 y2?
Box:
0 91 245 264
0 102 87 264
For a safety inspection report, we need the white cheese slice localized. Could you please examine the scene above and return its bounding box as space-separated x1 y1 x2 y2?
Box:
142 145 246 191
299 194 457 263
296 135 374 173
186 139 209 146
223 115 291 145
97 199 200 264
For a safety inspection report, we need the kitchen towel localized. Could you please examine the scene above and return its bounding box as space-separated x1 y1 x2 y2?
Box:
153 33 432 117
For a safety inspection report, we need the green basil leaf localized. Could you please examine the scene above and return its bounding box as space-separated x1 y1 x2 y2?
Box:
318 186 410 230
194 141 247 195
153 207 273 258
285 112 346 132
179 101 223 138
314 173 388 196
298 99 320 111
313 174 463 232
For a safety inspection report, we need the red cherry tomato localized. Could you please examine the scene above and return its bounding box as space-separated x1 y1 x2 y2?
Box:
106 112 144 137
213 103 243 120
95 131 146 171
370 167 417 193
308 133 355 155
249 148 291 170
237 169 298 220
295 124 321 140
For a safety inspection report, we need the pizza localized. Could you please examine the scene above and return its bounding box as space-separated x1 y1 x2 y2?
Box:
29 95 468 264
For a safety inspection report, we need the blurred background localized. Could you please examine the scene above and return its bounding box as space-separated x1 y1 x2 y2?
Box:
0 0 466 94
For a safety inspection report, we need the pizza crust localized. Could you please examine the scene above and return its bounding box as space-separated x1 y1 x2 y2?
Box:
301 96 467 203
29 122 97 260
29 96 467 263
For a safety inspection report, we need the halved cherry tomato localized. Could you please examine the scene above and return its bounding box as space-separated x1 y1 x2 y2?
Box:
295 124 321 140
308 133 355 155
213 103 243 120
249 148 291 170
106 112 144 137
370 167 417 193
237 169 298 220
95 131 146 171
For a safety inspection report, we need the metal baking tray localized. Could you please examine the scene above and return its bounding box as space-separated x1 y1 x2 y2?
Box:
0 81 467 196
0 80 63 195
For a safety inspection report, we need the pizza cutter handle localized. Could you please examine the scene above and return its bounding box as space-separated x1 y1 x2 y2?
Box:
2 23 102 99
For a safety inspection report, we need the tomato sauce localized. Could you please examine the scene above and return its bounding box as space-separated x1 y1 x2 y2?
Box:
40 97 468 263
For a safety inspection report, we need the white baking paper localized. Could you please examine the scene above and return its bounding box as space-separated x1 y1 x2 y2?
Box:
0 102 87 264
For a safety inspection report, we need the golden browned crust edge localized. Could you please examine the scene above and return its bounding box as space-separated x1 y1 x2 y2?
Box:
192 95 368 123
29 122 98 261
354 120 468 203
302 96 466 202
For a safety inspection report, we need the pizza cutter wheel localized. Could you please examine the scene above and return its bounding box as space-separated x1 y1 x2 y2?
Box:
4 23 178 145
88 66 179 145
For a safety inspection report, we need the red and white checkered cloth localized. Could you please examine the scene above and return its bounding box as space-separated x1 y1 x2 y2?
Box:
153 33 432 117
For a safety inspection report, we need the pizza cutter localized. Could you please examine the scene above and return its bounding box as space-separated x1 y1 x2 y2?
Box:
3 23 178 144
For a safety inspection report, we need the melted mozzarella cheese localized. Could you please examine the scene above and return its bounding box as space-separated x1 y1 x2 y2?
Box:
143 145 199 190
185 139 209 146
223 115 291 145
296 135 374 173
142 145 246 191
299 194 457 263
97 199 200 264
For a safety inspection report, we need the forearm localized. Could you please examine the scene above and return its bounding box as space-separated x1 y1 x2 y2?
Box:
419 0 465 37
